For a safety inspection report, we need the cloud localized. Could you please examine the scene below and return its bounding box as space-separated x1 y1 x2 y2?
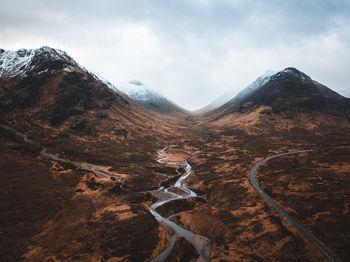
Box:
1 0 350 110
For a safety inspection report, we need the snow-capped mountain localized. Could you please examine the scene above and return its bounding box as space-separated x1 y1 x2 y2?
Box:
117 80 186 114
234 70 276 101
0 46 79 78
0 46 139 126
0 46 119 94
0 46 185 115
117 80 160 102
200 70 276 112
205 67 350 120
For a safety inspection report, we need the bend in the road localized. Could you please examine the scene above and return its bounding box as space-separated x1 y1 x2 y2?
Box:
251 150 341 262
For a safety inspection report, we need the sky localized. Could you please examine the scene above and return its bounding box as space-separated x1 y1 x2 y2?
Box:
1 0 350 110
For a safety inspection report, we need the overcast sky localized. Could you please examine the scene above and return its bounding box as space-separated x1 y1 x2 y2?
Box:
1 0 350 110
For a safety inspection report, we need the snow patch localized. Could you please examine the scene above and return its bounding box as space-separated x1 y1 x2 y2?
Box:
235 69 277 99
0 48 36 78
117 81 161 102
0 46 121 94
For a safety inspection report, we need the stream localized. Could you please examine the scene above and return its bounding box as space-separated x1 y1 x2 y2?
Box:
149 147 211 262
1 124 210 260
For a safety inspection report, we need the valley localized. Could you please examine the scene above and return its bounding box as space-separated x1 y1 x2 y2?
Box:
0 47 349 262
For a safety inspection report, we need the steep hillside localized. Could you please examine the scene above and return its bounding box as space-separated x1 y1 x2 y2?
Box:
0 46 201 261
204 67 350 131
193 68 350 262
200 70 276 112
0 47 191 142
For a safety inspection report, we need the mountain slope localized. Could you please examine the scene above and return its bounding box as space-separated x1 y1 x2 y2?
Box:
0 47 201 261
230 69 276 104
208 68 350 117
199 70 276 113
117 80 187 114
0 46 119 92
203 67 350 131
0 46 173 132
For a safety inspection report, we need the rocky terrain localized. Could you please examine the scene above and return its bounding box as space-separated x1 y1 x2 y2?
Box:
0 47 349 261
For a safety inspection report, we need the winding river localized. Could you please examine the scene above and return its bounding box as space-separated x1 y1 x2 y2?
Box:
149 147 211 262
6 123 339 261
2 124 210 260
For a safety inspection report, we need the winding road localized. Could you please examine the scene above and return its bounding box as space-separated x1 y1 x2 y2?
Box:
251 150 341 262
149 147 211 262
2 124 209 260
3 123 341 261
0 124 124 185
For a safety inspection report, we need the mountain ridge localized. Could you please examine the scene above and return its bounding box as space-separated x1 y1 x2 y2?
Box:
204 67 350 122
0 46 121 94
117 80 188 114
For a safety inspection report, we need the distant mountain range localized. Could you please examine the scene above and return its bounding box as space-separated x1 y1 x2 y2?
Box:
0 46 185 116
1 46 349 129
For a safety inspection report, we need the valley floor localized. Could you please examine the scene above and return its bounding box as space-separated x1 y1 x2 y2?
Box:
0 116 349 262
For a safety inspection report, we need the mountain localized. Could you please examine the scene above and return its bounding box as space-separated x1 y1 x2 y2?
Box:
117 80 187 114
0 47 200 261
1 47 349 262
0 46 156 129
230 69 276 103
0 46 120 91
199 70 276 112
205 67 350 129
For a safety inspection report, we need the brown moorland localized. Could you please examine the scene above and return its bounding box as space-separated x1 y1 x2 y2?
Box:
1 49 349 261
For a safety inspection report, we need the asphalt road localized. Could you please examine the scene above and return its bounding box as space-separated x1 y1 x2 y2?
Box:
251 150 341 262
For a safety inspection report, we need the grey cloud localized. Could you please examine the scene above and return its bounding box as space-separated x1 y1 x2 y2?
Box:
0 0 350 110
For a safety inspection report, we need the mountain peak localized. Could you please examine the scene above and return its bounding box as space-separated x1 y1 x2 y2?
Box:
271 67 313 84
205 67 350 121
0 46 121 95
117 81 186 114
0 46 80 78
118 81 157 102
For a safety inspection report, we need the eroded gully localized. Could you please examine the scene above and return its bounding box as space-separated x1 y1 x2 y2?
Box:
149 147 211 262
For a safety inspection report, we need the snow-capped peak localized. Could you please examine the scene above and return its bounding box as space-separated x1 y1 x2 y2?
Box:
246 70 276 91
0 48 36 78
200 70 277 111
0 46 121 94
272 67 313 84
116 80 184 113
235 69 277 100
0 46 80 78
117 80 161 102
